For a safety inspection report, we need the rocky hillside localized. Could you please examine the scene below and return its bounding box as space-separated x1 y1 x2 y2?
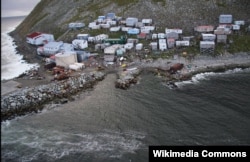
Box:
10 0 250 62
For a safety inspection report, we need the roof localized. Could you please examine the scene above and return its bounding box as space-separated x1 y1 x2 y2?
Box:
27 32 43 38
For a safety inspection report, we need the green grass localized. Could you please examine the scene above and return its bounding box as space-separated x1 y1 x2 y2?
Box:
227 34 250 53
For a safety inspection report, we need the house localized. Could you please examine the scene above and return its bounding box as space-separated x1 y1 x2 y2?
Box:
214 27 231 35
124 43 134 50
217 35 227 43
165 28 182 34
68 22 85 29
106 13 116 20
166 32 179 40
194 25 214 33
126 17 138 27
234 20 245 26
152 33 158 40
37 41 63 56
127 28 140 35
141 26 155 32
202 34 216 41
110 26 121 32
167 38 175 49
176 41 190 47
158 39 167 51
142 19 152 25
135 22 144 28
121 26 132 32
88 22 100 29
219 14 233 24
104 44 122 54
136 43 143 50
200 41 215 55
100 23 111 29
127 38 139 44
95 34 109 43
55 51 78 68
77 34 89 40
26 32 54 45
232 25 240 31
157 33 166 39
97 16 106 23
72 39 88 50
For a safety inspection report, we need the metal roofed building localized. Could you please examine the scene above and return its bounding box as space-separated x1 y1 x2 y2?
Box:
200 41 215 55
219 14 233 24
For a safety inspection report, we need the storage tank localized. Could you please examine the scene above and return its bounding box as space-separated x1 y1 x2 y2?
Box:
55 51 77 68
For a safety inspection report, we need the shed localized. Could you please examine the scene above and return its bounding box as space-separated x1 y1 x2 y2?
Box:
202 34 216 41
55 51 77 68
219 15 233 24
126 17 138 27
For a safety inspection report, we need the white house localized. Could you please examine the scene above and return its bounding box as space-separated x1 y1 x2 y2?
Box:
202 34 216 41
176 41 190 47
68 22 85 29
104 44 122 54
157 33 166 39
77 34 89 40
26 32 54 45
165 28 182 34
219 14 233 24
110 26 121 32
136 43 143 50
142 19 152 25
124 43 134 50
72 39 88 50
126 17 138 27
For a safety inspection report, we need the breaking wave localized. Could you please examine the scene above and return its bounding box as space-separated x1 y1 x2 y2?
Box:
1 127 145 161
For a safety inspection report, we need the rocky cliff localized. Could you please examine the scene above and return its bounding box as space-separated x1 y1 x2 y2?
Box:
10 0 250 63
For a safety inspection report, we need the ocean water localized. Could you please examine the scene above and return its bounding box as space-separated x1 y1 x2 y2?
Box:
1 16 38 81
1 68 250 162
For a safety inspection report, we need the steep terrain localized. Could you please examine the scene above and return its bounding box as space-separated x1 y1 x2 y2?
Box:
10 0 250 63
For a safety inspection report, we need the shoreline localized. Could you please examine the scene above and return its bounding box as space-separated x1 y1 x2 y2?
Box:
2 32 250 121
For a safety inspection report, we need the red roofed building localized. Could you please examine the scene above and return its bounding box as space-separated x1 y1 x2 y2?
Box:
26 32 54 45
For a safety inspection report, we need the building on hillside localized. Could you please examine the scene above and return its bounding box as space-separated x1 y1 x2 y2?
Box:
127 28 140 35
194 25 214 33
219 14 233 24
26 32 54 45
68 22 85 29
166 32 179 40
142 19 153 25
77 34 89 40
72 39 88 50
202 34 216 41
106 13 116 20
126 17 138 27
176 41 190 47
200 41 215 55
158 39 167 51
165 28 182 34
167 38 175 49
137 33 147 39
103 36 127 45
150 42 158 50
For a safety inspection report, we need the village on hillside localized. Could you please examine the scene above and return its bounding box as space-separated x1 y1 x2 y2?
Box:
25 12 249 81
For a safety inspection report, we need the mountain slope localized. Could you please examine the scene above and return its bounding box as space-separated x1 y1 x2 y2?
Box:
10 0 250 62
